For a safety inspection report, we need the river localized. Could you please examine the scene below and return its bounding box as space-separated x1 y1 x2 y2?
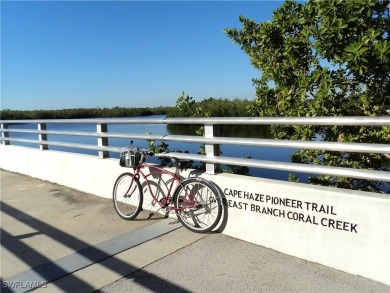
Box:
4 115 323 183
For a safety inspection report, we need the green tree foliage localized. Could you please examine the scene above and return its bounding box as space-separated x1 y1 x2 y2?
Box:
165 92 253 175
166 92 252 118
225 0 390 192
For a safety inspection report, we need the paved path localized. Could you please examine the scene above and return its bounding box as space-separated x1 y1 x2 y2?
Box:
1 170 389 292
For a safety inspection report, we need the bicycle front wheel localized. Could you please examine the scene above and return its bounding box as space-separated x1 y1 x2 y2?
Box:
113 172 143 220
173 178 222 233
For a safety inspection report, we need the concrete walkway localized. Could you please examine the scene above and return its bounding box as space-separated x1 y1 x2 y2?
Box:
1 170 389 293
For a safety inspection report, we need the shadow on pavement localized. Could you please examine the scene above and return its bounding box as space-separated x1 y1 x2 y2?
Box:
1 201 190 293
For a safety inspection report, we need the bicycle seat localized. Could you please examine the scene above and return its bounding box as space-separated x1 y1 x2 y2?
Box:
171 157 191 170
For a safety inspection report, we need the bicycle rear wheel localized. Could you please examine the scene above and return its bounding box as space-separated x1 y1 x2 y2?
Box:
113 172 143 220
173 178 222 233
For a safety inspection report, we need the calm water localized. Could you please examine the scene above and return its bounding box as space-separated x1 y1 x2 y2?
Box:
5 116 314 182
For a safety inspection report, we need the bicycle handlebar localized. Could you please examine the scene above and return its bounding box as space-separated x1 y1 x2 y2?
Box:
123 146 190 170
133 147 154 158
136 148 171 158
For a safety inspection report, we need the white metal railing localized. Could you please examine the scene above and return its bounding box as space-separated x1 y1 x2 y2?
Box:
1 117 389 182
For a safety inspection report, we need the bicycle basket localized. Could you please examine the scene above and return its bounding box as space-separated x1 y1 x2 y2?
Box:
119 147 142 168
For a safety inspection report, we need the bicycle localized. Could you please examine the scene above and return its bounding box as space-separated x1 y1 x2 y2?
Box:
113 146 223 233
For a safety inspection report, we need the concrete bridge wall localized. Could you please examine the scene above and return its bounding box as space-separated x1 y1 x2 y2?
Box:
1 145 389 286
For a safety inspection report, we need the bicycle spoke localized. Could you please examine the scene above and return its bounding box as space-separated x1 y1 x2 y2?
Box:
174 178 222 233
113 173 143 220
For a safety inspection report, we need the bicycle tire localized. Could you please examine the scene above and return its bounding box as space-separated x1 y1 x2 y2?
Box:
173 178 222 233
113 172 143 220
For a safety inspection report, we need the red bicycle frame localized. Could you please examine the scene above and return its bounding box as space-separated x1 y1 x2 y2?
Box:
126 161 196 212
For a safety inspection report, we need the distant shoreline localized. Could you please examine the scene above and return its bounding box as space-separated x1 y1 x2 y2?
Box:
0 106 174 120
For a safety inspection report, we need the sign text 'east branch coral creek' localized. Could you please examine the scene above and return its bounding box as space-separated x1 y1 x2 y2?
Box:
223 189 358 233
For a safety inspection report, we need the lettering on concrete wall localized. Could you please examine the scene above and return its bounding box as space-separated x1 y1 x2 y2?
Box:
223 188 358 233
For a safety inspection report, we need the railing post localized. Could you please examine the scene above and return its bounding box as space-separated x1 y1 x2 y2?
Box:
97 123 109 158
1 123 10 145
38 123 48 150
204 124 220 174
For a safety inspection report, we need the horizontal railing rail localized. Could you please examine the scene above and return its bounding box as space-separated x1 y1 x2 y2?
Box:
2 130 389 154
1 117 389 183
1 116 390 125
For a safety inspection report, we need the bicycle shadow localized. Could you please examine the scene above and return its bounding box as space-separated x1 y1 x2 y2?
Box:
186 169 229 234
137 167 180 221
209 182 229 233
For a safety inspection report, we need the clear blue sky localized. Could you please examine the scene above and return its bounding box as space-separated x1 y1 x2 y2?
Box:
1 1 283 110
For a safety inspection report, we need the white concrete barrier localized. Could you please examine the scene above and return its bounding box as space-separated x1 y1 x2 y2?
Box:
1 145 389 286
